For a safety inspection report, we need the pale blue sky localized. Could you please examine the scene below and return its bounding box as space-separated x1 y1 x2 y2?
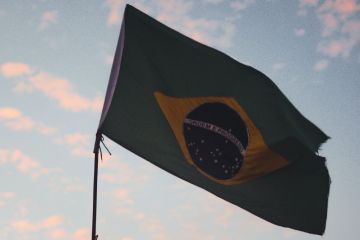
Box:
1 0 360 239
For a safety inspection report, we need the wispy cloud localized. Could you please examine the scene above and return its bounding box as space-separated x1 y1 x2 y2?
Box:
100 155 149 184
0 106 93 161
0 148 52 178
48 228 68 239
314 59 329 71
0 192 15 199
0 192 16 208
106 0 126 25
105 0 239 49
121 237 134 240
10 214 91 240
299 0 360 59
10 215 89 240
105 54 114 65
12 220 38 233
12 215 63 233
39 10 58 31
114 206 168 240
113 188 134 204
294 27 306 36
0 107 21 119
155 0 237 48
230 0 256 11
73 228 90 240
54 132 92 158
321 12 338 36
29 72 103 112
0 107 57 134
0 107 34 131
45 173 87 193
0 62 104 113
300 0 319 7
144 218 167 240
0 62 32 77
40 215 63 229
64 133 90 146
202 0 224 4
272 62 285 71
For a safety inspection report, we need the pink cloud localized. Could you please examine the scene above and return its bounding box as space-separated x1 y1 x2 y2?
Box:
300 0 360 60
12 220 37 233
0 62 32 77
42 10 57 22
100 173 118 183
0 192 16 199
144 218 167 240
314 59 329 71
114 188 133 204
64 183 86 193
40 215 63 229
39 10 58 30
12 149 41 173
56 133 93 158
343 19 360 38
14 81 34 93
73 228 90 240
0 107 21 119
115 206 167 240
112 205 169 239
29 73 89 112
46 175 86 193
105 0 237 49
48 228 68 239
53 131 94 158
100 156 148 184
299 0 319 7
216 205 236 227
318 34 360 57
70 147 92 158
156 0 236 48
321 13 338 36
230 0 256 11
105 54 114 65
91 96 104 112
272 63 285 71
36 123 57 136
0 107 57 134
106 0 126 25
11 215 64 237
64 133 89 145
335 0 359 14
1 148 51 178
294 27 306 36
184 18 219 32
203 0 224 4
5 115 34 131
121 237 134 240
318 0 334 12
0 192 16 208
133 213 145 221
0 149 9 164
2 62 103 113
29 72 103 112
318 38 351 57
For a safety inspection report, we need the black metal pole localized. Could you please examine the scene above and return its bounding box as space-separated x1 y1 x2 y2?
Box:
91 133 101 240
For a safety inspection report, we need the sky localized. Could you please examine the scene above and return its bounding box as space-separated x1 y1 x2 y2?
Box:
0 0 360 239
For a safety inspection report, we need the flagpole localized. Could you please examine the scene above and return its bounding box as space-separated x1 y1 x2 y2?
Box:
91 133 101 240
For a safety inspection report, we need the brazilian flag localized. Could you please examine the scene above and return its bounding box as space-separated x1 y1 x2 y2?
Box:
97 5 330 235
